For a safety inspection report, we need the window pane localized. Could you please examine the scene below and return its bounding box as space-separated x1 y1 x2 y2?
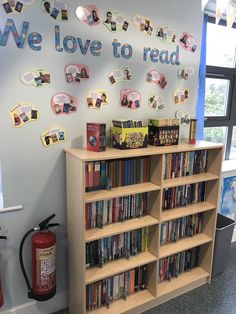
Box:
203 127 227 145
230 127 236 160
207 22 236 68
204 78 229 117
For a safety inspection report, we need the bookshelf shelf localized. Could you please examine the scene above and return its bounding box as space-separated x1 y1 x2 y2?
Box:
65 141 223 314
158 267 209 298
85 215 159 242
161 202 215 222
87 289 156 314
162 173 219 189
86 252 157 285
84 182 161 203
159 233 212 259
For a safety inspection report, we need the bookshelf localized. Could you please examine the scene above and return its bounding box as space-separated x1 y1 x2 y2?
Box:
65 141 223 314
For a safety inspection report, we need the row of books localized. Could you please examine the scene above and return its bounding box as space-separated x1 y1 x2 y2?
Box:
85 193 149 229
160 214 203 245
86 228 150 268
85 157 150 192
112 119 143 128
163 150 208 180
162 182 206 210
148 118 179 127
86 265 148 311
159 247 200 282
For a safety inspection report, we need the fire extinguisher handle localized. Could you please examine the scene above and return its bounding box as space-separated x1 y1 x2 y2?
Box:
38 213 56 230
19 228 35 293
0 236 7 240
47 223 60 228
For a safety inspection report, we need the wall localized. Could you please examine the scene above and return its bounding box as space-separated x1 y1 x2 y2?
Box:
0 0 203 312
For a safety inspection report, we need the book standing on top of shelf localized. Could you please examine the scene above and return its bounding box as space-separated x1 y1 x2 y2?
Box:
87 122 106 152
85 157 150 192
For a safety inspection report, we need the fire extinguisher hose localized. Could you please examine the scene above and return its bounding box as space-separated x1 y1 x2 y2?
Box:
19 228 36 293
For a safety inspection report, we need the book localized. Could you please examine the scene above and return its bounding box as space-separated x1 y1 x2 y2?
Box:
87 123 106 152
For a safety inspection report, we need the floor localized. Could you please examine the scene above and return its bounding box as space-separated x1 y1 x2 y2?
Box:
54 242 236 314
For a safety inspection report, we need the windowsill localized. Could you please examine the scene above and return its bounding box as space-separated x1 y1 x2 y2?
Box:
222 160 236 173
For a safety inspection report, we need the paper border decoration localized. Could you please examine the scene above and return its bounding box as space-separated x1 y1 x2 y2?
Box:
20 69 51 87
41 126 66 147
156 26 177 44
216 0 230 23
179 32 197 52
75 5 100 26
87 90 109 109
51 92 78 115
226 1 236 28
65 64 89 83
175 110 191 126
42 0 68 21
9 103 39 128
108 66 132 84
120 89 141 109
133 14 154 36
178 67 194 80
148 93 165 111
146 70 167 89
103 11 129 32
173 89 189 104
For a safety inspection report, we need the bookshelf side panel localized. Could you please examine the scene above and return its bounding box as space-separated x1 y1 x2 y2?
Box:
150 155 163 186
66 154 86 314
207 148 223 176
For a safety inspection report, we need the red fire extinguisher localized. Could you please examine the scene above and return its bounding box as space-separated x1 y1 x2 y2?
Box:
19 214 60 301
0 235 7 308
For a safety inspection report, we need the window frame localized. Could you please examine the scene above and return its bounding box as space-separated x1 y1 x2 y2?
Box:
205 16 236 160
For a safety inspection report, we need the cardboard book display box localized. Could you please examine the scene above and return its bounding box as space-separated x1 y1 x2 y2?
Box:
111 126 148 149
148 119 179 146
87 123 106 152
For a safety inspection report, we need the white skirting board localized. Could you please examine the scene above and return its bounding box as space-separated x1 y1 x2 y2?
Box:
1 291 68 314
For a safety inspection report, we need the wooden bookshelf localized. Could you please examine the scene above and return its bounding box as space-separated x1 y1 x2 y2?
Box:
65 141 223 314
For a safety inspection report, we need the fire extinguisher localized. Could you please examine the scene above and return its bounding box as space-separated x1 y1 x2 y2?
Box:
0 235 7 308
19 213 60 301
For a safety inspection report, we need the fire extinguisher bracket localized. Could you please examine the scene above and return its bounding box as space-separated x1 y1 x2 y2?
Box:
19 213 60 302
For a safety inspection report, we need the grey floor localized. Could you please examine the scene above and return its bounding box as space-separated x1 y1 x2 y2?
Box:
53 242 236 314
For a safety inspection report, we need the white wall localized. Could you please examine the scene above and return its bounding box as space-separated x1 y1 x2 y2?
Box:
0 1 203 312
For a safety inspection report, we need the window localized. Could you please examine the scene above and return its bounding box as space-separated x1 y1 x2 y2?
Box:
204 17 236 160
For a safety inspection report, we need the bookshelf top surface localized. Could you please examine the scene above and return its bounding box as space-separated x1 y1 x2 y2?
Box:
64 141 224 161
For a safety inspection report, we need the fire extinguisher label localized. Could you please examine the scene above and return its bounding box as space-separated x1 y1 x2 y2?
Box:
36 245 56 292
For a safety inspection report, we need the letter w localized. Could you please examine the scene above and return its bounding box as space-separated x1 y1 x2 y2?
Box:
0 19 29 48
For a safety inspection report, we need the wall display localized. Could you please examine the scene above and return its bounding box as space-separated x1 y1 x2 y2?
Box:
221 175 236 221
177 67 194 80
120 89 141 109
156 26 177 44
41 126 66 147
51 93 78 115
87 90 109 109
42 0 68 21
133 14 154 35
9 103 39 127
173 89 189 104
2 0 34 14
20 69 51 87
75 5 100 26
148 93 165 111
65 64 89 83
179 32 197 52
108 66 132 84
175 110 190 126
103 11 129 32
146 70 167 89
